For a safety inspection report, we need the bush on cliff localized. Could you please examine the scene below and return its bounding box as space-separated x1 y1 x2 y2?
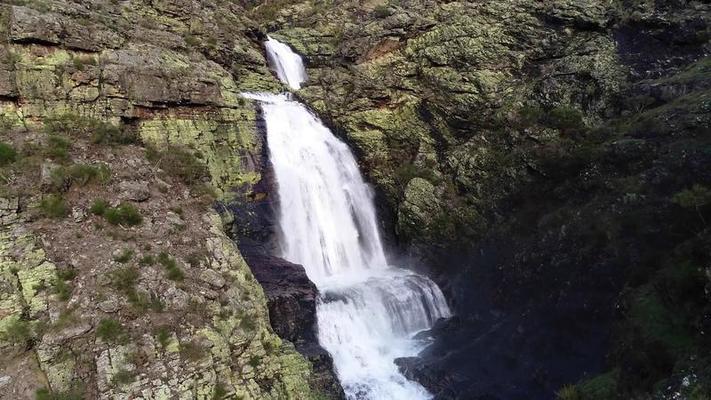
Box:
0 142 17 166
104 203 143 226
39 194 68 219
43 113 135 145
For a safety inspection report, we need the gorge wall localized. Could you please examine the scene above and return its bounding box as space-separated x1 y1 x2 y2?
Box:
0 1 331 399
0 0 709 399
255 0 711 399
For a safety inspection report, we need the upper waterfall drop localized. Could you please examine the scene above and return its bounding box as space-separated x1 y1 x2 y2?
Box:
265 36 307 90
249 36 451 400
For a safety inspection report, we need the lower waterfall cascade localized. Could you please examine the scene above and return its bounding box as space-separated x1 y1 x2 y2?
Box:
244 38 451 400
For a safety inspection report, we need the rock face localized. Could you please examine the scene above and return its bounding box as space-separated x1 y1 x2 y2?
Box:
251 0 711 398
0 1 334 399
242 251 345 400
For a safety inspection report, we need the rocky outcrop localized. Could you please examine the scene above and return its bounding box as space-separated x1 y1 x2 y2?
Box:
0 1 333 398
243 252 345 400
248 0 711 398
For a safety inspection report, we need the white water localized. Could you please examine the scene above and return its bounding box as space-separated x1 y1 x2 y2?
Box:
248 39 451 400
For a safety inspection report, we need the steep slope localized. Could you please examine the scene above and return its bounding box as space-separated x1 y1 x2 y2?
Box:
248 0 711 398
0 1 329 399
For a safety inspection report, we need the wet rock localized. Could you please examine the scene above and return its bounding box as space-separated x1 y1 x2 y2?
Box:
242 251 345 399
245 253 318 343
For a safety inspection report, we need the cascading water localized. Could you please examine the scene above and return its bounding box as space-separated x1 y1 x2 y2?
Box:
245 38 451 400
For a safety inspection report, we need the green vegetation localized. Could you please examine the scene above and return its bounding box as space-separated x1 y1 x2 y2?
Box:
0 142 18 166
104 203 143 226
53 278 72 301
577 370 618 400
1 318 32 347
113 249 134 263
158 252 184 281
44 135 71 161
35 386 84 400
90 199 110 215
556 385 579 400
111 369 136 386
239 315 256 332
145 144 209 186
248 355 261 368
139 254 155 266
109 265 139 293
179 339 205 361
212 382 228 400
155 327 171 349
39 194 68 218
96 318 125 343
43 113 135 145
66 163 111 185
71 54 97 71
547 106 586 133
673 184 711 225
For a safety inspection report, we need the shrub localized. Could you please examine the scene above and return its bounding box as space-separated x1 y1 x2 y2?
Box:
158 252 184 281
39 194 68 218
373 5 392 17
212 382 228 400
130 291 164 312
138 254 155 266
96 318 124 343
155 327 171 349
92 122 135 145
67 163 111 185
35 386 84 400
556 385 579 400
180 340 205 361
113 249 134 263
111 369 136 386
44 135 71 160
1 318 32 347
0 142 18 166
547 106 585 133
240 316 256 332
146 144 209 186
104 203 143 226
53 278 72 301
110 266 139 292
90 199 109 215
43 113 134 145
248 355 261 368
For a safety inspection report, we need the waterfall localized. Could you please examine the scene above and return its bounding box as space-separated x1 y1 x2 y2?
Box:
245 38 451 400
